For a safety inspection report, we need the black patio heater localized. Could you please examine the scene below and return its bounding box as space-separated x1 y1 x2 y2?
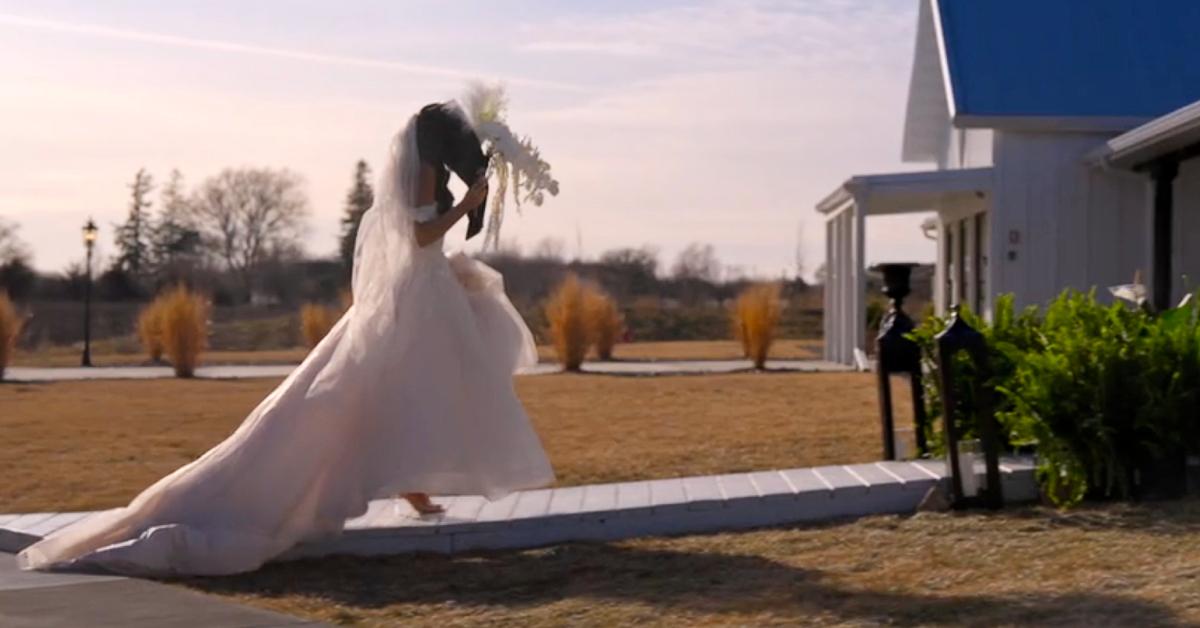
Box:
871 263 929 460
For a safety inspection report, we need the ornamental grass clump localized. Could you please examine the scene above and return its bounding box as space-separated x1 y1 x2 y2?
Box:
300 303 341 349
158 284 209 378
545 273 589 372
733 282 783 369
0 291 23 381
136 299 166 362
584 286 623 361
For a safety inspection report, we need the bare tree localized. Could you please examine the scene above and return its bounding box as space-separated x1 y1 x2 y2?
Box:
531 237 566 261
671 242 722 283
0 218 34 299
188 168 309 295
0 218 30 265
600 246 659 276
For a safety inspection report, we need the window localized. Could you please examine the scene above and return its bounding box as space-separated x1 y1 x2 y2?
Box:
974 213 988 314
944 223 955 309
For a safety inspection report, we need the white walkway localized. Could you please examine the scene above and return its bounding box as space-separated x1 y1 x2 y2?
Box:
4 359 850 382
0 458 1037 561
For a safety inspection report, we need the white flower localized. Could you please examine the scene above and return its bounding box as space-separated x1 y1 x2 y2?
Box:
458 82 560 249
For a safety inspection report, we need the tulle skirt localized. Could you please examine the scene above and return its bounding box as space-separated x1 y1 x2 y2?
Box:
17 251 554 576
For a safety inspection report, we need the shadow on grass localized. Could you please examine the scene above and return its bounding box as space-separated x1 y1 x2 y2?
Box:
181 540 1182 626
997 497 1200 537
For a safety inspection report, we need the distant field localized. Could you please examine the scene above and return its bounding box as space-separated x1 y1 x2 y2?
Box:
13 339 824 368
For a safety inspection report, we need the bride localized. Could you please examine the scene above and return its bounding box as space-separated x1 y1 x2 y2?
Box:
18 87 557 576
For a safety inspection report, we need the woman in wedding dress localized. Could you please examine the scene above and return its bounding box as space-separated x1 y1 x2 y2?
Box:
18 95 556 576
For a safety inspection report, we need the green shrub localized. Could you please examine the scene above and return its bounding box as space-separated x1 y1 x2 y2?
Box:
907 294 1041 455
910 290 1200 508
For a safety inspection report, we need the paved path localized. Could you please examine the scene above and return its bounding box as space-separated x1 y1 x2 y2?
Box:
0 552 327 627
5 359 849 382
1 458 1037 561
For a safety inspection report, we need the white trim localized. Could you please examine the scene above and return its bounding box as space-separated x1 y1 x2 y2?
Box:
815 185 853 215
929 0 957 121
954 114 1150 133
1095 99 1200 169
816 167 993 217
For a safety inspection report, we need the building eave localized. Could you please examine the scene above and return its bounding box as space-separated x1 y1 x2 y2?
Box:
953 114 1151 133
1093 99 1200 169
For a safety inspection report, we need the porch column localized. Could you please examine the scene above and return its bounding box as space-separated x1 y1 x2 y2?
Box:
823 218 834 361
842 208 857 363
851 194 867 364
1151 160 1179 311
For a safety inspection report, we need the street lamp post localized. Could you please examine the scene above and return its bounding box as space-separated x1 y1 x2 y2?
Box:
82 218 98 367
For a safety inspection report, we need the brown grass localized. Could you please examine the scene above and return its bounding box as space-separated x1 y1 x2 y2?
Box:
184 500 1200 627
0 291 23 380
159 285 209 378
135 299 166 362
544 273 589 371
0 372 906 513
299 303 339 349
5 373 1195 626
733 282 782 369
584 286 623 361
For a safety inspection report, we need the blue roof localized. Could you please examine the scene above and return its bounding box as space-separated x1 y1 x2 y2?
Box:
937 0 1200 119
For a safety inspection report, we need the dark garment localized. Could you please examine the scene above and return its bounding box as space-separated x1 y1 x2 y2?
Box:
415 103 488 239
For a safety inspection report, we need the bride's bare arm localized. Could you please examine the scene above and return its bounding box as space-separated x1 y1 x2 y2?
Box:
414 165 488 247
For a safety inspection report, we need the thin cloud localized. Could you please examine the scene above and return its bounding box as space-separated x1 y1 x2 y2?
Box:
0 12 589 93
518 40 658 57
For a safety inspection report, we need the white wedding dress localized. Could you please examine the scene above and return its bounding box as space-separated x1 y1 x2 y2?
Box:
17 117 555 576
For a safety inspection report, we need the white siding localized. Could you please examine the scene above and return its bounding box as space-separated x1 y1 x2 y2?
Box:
990 131 1149 309
901 0 950 165
1174 156 1200 300
947 129 995 169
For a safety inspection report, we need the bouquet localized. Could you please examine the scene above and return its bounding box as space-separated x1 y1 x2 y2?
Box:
459 82 560 249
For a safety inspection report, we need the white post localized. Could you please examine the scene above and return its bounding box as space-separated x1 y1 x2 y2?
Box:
851 194 868 365
823 218 834 361
831 212 846 363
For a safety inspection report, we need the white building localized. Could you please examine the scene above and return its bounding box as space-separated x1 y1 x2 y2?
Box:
818 0 1200 364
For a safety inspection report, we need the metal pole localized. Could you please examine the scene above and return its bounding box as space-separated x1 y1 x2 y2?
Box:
82 240 93 367
876 343 897 461
909 373 929 456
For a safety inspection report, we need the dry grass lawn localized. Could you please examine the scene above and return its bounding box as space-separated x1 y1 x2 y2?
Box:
4 373 1198 626
0 371 902 513
184 500 1200 627
13 339 822 368
11 347 311 368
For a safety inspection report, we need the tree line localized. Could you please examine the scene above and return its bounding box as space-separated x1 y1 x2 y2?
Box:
0 161 807 309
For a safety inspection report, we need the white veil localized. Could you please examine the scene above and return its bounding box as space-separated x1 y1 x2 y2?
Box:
351 116 419 318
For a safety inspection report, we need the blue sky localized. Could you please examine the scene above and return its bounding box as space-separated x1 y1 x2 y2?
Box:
0 0 929 279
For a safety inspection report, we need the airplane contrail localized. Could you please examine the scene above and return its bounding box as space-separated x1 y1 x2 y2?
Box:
0 12 588 92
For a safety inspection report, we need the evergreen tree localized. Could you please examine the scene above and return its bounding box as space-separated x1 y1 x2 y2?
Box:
339 160 374 272
114 168 154 278
149 169 201 283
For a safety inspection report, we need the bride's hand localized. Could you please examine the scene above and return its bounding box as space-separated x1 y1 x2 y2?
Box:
461 177 489 209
